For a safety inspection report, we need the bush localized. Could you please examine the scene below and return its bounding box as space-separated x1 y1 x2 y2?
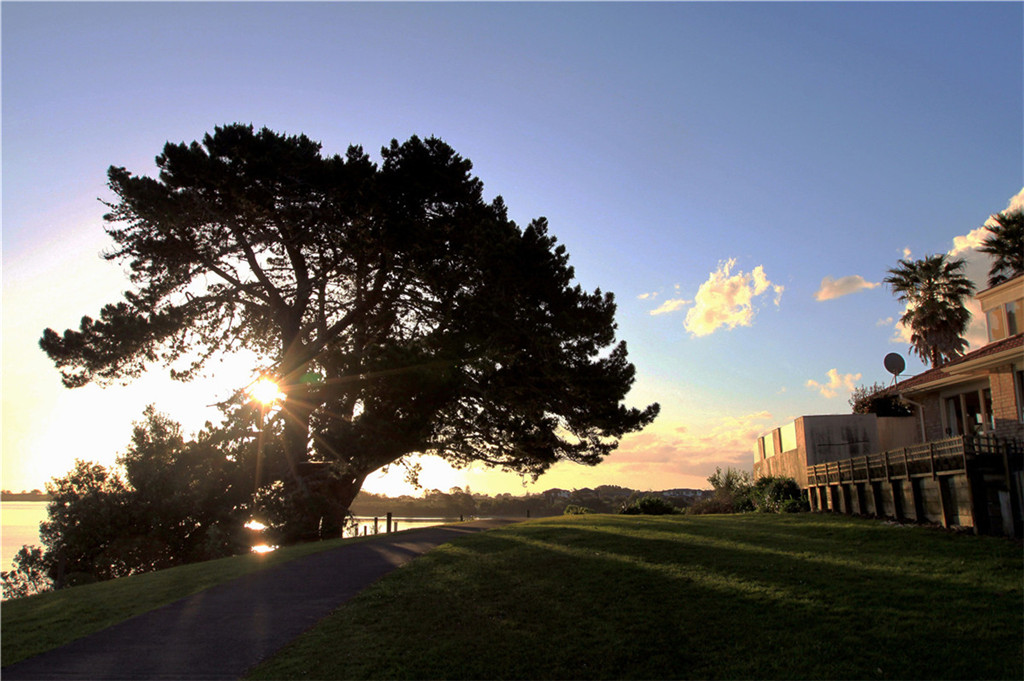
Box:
850 382 912 416
563 505 594 515
748 476 804 513
12 407 254 594
782 498 808 513
695 467 755 514
1 546 52 600
692 469 804 515
619 495 678 515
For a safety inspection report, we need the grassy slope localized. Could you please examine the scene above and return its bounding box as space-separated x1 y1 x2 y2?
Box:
248 514 1023 680
1 534 364 666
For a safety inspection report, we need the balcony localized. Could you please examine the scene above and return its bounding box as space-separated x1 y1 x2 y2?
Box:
805 435 1022 536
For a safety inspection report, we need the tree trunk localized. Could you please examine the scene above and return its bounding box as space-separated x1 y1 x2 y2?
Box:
295 466 367 540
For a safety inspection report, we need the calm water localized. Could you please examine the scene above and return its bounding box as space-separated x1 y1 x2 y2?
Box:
0 502 454 570
349 516 452 537
1 502 48 571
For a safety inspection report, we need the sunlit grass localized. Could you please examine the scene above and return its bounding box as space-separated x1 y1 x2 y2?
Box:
248 514 1022 680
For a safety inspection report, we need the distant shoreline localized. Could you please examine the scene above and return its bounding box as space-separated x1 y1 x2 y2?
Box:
1 492 51 502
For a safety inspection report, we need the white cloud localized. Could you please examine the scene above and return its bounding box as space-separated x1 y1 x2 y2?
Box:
806 369 862 399
1002 188 1024 215
682 259 782 337
814 275 881 301
637 292 657 300
949 226 990 257
649 297 692 315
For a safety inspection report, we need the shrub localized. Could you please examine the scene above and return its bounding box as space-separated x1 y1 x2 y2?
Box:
695 467 755 514
563 505 594 515
748 476 804 513
692 470 804 515
782 498 808 513
1 546 52 600
619 495 678 515
850 382 912 416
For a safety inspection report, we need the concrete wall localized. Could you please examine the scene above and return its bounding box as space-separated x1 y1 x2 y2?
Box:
877 416 921 450
756 414 894 487
802 414 880 466
812 474 975 528
754 449 807 487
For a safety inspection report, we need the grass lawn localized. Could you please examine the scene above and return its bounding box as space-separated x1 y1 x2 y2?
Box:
248 514 1022 680
1 533 365 666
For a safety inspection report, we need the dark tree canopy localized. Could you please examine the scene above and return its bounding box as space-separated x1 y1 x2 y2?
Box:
978 208 1023 288
25 407 252 588
883 254 975 368
849 382 912 417
41 124 659 533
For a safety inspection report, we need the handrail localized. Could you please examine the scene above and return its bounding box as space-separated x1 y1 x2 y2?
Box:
805 435 1008 486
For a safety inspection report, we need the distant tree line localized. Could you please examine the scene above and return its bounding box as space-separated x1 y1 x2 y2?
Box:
350 485 708 519
1 490 50 501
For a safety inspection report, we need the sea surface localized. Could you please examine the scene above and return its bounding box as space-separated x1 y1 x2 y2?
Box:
1 501 48 571
0 501 454 571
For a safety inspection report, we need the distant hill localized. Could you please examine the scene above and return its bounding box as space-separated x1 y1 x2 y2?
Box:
1 490 51 502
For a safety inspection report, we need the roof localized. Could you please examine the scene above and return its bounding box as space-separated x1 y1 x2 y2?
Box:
888 333 1024 396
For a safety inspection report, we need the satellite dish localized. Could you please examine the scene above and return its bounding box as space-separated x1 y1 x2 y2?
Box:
884 353 905 381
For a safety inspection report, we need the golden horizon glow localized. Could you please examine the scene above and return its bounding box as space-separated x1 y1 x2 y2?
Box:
251 544 278 554
248 377 285 406
244 519 267 531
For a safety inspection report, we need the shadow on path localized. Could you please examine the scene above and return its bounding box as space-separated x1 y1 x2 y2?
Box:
4 519 519 680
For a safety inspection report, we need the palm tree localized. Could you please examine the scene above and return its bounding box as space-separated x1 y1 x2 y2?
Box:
978 209 1023 287
884 254 975 367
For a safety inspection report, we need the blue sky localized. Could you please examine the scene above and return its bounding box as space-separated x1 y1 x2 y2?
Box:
3 2 1022 496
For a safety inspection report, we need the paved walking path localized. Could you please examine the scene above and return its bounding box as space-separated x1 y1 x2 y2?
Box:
4 518 519 680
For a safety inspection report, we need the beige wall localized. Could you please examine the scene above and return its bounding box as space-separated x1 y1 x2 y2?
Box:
756 414 888 488
989 366 1024 440
754 449 808 487
877 416 921 449
801 414 880 466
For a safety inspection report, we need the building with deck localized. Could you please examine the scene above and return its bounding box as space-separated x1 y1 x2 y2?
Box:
755 274 1023 535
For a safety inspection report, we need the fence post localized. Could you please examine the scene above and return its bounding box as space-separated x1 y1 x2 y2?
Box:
1002 444 1023 538
387 512 393 534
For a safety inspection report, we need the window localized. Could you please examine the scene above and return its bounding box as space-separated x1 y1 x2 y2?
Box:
780 422 797 452
944 386 994 436
945 396 964 436
1005 299 1023 336
987 308 1006 341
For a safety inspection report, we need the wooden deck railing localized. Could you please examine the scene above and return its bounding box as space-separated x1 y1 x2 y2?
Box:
805 435 1008 487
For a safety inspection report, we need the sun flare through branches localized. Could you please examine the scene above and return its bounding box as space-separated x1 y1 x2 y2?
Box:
247 377 285 406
